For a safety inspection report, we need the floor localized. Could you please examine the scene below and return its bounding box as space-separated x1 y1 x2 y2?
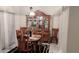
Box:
0 43 62 53
49 43 62 53
0 44 16 53
11 43 62 53
8 44 50 53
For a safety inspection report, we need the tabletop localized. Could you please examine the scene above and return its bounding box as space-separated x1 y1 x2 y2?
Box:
25 34 41 42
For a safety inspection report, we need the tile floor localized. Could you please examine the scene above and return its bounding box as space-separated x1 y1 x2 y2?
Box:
49 43 63 53
0 43 63 53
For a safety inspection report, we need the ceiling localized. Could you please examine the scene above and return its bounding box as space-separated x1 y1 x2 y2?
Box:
0 6 62 15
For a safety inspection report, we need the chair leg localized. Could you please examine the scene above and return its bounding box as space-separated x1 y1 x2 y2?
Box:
56 38 58 44
39 45 41 53
43 45 46 53
46 45 50 53
33 45 36 53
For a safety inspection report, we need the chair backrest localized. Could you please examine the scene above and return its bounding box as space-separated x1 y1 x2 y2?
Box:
52 28 59 37
21 35 31 51
16 30 21 39
16 29 32 52
16 30 23 51
20 27 27 34
42 32 49 43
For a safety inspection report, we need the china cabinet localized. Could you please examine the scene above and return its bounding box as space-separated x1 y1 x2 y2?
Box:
27 10 50 42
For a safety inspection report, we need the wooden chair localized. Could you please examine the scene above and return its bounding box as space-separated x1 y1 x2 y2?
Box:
21 35 33 52
38 31 50 53
42 31 49 43
16 30 23 52
51 28 59 44
16 30 33 52
20 27 27 34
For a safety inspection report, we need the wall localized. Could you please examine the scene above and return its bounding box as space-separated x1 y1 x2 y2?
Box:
19 15 26 27
53 15 59 29
58 7 69 52
15 14 26 30
49 14 60 37
15 15 20 30
67 7 79 52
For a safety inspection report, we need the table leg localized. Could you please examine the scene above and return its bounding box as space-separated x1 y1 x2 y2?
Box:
33 45 36 52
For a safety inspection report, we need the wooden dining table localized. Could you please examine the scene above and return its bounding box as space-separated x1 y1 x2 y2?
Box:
24 34 41 52
25 34 41 41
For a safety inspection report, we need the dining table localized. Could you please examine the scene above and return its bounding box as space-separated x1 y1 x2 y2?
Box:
24 34 41 52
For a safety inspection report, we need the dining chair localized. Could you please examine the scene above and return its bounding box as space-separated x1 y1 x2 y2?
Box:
20 27 27 34
16 29 33 52
22 35 33 52
51 28 59 44
41 38 50 53
19 30 33 52
16 30 23 52
16 30 21 39
38 31 50 53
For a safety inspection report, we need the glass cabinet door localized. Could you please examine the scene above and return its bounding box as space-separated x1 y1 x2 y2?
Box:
27 10 50 31
44 20 48 29
36 16 43 29
32 20 37 28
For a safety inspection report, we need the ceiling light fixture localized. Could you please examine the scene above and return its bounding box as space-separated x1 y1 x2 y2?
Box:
29 7 35 17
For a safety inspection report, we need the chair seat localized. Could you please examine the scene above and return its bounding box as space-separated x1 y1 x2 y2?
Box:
41 43 50 53
42 43 50 46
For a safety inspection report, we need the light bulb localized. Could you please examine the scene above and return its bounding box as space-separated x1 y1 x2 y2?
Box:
29 11 35 16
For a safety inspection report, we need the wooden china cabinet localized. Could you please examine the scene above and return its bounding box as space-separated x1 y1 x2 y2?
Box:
27 10 51 43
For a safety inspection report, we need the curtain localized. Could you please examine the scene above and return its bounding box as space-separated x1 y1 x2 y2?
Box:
5 13 17 49
0 12 5 50
7 13 16 47
0 12 17 51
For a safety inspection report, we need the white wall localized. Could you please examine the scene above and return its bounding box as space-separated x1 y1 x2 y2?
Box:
19 15 26 27
58 7 69 52
15 14 26 30
15 15 20 30
50 15 60 36
53 15 59 28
